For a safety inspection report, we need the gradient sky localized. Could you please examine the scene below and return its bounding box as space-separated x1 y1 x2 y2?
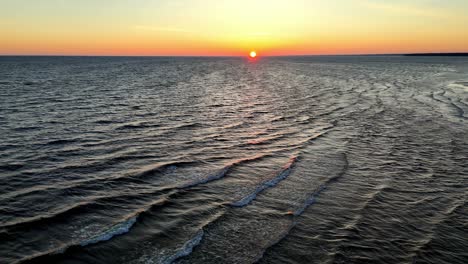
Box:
1 0 468 56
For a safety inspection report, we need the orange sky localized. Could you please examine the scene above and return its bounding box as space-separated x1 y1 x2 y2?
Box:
1 0 468 56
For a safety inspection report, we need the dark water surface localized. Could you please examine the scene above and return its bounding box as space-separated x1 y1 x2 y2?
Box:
0 56 467 264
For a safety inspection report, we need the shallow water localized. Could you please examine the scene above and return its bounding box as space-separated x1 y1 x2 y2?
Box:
0 56 467 264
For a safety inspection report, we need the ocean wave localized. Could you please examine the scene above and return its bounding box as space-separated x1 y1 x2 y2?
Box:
80 216 137 246
252 222 296 263
271 115 286 122
2 191 173 239
15 215 139 264
94 119 115 124
0 163 24 171
231 156 297 207
172 122 203 130
247 134 284 145
294 153 348 216
253 153 349 263
293 128 332 147
449 101 467 119
4 154 273 262
452 81 468 88
222 121 244 129
135 211 225 264
12 195 175 264
180 154 269 189
0 158 180 202
179 166 230 189
161 230 205 264
45 138 79 146
137 160 197 179
12 126 41 132
115 122 159 131
0 200 95 229
1 154 269 228
295 115 311 124
23 81 39 86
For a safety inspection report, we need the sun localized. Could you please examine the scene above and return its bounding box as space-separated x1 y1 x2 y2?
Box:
249 51 257 58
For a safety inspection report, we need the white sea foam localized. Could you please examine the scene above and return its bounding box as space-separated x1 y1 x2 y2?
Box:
231 156 297 207
162 230 205 264
80 216 138 246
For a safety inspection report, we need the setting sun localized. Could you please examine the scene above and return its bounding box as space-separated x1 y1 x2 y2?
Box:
249 51 257 58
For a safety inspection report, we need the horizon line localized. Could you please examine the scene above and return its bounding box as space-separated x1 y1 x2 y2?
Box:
1 52 468 58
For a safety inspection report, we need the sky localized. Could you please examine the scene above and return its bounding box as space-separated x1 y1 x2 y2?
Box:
1 0 468 56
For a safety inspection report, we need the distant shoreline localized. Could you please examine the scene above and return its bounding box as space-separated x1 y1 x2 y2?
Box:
404 53 468 57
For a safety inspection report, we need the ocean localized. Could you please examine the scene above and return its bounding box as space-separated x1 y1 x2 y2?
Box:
0 56 467 264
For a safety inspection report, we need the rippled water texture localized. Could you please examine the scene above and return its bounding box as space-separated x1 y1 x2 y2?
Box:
0 56 467 264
